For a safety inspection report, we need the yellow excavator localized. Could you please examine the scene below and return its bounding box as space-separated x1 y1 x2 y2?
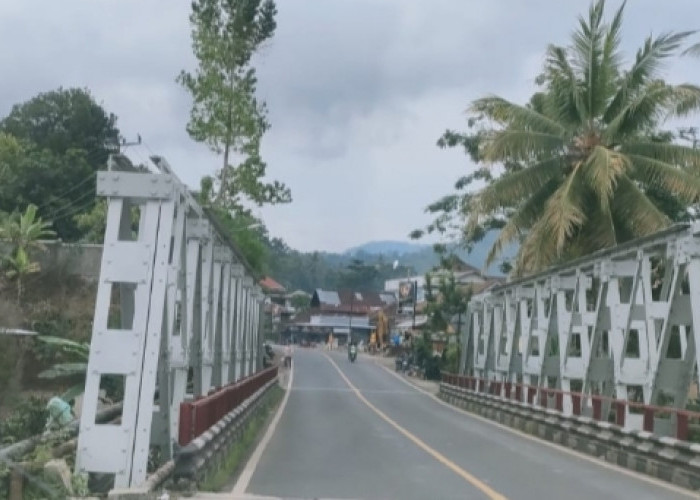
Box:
370 309 390 350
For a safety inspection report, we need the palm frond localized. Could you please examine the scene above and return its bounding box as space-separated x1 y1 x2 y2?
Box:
602 1 624 67
627 154 700 203
668 83 700 117
482 130 565 163
485 179 560 267
603 81 672 139
35 335 89 351
604 30 695 122
542 45 587 125
571 0 607 119
477 157 562 211
570 203 618 253
611 176 670 236
61 384 86 404
621 141 700 169
469 97 568 136
514 218 559 275
583 146 631 207
541 163 587 253
682 42 700 57
38 362 88 379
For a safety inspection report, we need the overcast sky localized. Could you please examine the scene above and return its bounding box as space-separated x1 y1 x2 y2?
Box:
1 1 699 252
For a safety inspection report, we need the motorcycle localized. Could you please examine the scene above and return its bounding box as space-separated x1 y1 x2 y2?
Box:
348 344 357 363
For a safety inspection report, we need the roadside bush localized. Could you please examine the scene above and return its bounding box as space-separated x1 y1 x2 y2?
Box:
0 396 48 444
442 343 460 374
424 355 442 380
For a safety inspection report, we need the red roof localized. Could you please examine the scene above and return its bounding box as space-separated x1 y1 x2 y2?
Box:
259 276 285 293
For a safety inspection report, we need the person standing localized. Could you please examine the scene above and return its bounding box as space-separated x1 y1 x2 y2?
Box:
284 343 293 368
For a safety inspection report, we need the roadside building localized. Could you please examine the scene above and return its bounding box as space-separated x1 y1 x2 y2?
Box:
284 289 396 346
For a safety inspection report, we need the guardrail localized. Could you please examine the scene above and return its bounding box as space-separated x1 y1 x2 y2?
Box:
439 380 700 490
179 366 278 446
442 373 700 441
172 376 278 485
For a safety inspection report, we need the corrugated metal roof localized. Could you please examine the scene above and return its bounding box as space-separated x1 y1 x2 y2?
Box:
315 289 341 306
310 314 370 327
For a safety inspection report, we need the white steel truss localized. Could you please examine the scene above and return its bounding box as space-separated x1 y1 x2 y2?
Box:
75 156 266 488
460 223 700 433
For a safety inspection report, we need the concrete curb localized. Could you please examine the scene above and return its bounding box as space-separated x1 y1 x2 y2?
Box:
439 383 700 491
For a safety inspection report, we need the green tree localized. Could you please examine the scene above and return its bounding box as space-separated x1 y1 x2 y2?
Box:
290 293 311 312
179 0 290 212
424 271 470 334
424 0 700 275
1 88 119 171
207 205 268 275
0 88 120 240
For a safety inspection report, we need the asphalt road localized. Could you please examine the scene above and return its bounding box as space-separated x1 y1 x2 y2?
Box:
244 348 696 500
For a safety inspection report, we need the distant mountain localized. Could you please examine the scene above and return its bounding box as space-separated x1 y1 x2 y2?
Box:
343 232 518 277
344 240 429 256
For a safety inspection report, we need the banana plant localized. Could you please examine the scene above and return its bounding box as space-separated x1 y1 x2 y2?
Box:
4 247 40 303
0 203 55 302
0 203 55 254
35 336 89 403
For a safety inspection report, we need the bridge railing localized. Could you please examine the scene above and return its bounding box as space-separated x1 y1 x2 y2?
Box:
179 366 278 445
458 222 700 440
442 373 700 441
74 154 268 489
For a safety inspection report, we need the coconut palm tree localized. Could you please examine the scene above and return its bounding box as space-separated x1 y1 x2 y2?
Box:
468 0 700 274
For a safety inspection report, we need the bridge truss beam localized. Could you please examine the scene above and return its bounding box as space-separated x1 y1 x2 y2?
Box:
75 156 265 488
460 223 700 434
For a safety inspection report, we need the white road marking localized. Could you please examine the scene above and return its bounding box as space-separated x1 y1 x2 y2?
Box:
231 364 294 496
375 361 700 499
325 353 508 500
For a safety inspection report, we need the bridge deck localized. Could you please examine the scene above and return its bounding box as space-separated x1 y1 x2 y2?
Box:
223 349 692 500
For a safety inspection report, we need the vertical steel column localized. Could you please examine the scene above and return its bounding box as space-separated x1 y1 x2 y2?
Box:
76 170 176 487
250 286 262 373
212 248 233 388
229 265 244 382
76 157 265 486
241 277 253 377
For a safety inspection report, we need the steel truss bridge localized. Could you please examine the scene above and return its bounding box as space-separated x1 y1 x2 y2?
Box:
459 223 700 436
74 156 265 488
72 153 700 489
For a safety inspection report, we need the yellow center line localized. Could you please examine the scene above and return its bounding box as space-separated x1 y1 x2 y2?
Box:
323 353 508 500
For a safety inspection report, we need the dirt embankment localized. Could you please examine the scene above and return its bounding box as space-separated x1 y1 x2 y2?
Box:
0 269 96 415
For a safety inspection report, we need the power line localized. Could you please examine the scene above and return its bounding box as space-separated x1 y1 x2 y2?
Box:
46 190 97 220
34 172 97 212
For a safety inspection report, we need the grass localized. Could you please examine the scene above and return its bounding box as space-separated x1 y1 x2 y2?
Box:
200 385 284 492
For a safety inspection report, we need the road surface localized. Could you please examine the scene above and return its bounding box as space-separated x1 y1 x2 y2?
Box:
239 348 694 500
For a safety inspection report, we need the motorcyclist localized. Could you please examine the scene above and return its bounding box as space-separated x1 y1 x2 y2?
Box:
348 339 358 362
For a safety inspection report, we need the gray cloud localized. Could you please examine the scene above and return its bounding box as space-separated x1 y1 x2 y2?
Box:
1 0 699 252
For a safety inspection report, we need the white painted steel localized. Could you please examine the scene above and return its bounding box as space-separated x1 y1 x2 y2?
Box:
75 156 266 487
460 223 700 435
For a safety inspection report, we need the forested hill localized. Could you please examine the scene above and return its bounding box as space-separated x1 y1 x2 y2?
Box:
265 231 515 293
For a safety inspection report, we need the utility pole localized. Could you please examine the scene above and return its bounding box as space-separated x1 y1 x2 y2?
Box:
412 280 417 330
349 292 354 346
106 134 143 171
